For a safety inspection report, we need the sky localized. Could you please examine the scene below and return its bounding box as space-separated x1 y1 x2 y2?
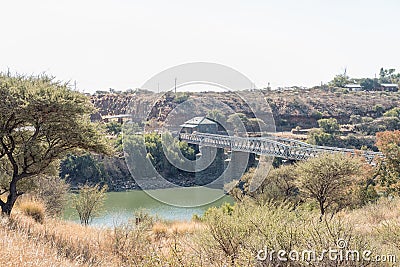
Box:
1 0 400 92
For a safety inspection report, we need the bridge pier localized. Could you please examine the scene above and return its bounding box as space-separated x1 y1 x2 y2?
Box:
223 151 251 183
193 145 257 189
195 146 226 188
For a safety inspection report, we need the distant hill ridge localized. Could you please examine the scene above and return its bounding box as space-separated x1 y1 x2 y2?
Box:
91 88 400 131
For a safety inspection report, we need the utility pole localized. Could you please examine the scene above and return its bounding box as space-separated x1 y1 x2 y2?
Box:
174 77 177 94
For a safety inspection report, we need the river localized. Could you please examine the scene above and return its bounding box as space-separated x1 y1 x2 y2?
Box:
64 187 234 227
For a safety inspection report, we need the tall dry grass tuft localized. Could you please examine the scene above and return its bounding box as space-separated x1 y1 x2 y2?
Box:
152 222 168 240
152 220 201 238
17 198 46 224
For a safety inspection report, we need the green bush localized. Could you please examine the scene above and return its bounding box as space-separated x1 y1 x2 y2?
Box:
307 129 337 146
73 184 107 225
383 107 400 118
318 118 340 134
296 153 364 217
173 92 190 104
232 164 300 205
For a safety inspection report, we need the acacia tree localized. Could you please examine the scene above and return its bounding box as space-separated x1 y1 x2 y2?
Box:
0 73 109 215
230 164 299 204
296 153 363 219
329 73 350 87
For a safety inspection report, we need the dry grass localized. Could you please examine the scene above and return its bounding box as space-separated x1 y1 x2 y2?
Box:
339 197 400 233
0 209 201 266
17 198 46 224
153 220 202 237
5 213 118 266
0 215 87 267
0 197 399 266
337 197 400 262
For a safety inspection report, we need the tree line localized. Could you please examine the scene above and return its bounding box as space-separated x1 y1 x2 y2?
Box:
329 67 400 89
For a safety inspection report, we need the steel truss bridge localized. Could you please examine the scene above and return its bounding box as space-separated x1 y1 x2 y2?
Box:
179 132 383 163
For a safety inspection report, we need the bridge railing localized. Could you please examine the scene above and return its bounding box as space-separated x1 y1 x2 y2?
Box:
179 132 384 162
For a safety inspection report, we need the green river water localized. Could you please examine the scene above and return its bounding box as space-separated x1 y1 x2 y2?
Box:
64 187 233 227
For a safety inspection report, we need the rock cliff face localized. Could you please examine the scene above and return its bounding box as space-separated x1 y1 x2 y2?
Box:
91 89 400 131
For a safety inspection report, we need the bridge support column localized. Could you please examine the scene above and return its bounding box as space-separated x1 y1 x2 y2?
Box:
195 146 225 188
223 151 250 186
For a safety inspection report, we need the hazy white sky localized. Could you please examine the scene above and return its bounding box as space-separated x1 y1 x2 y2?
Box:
1 0 399 92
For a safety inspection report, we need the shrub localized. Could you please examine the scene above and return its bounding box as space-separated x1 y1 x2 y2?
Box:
378 222 400 250
349 114 362 124
173 92 190 104
373 104 385 117
318 118 340 134
134 209 155 226
192 213 202 222
111 219 154 265
73 184 107 225
383 107 400 118
307 129 337 146
198 200 370 266
312 111 323 119
31 175 69 217
235 164 300 205
376 130 400 195
106 121 122 135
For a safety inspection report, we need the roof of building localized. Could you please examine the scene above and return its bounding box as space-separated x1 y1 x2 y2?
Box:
345 84 362 88
102 114 132 119
381 83 399 87
180 124 197 128
181 116 217 127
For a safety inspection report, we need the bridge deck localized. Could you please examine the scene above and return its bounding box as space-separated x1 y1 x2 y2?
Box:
179 132 383 163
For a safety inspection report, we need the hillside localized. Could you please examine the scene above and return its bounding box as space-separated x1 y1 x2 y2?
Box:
68 88 400 191
91 88 400 131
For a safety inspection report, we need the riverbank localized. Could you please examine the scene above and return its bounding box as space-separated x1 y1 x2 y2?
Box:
1 209 203 266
